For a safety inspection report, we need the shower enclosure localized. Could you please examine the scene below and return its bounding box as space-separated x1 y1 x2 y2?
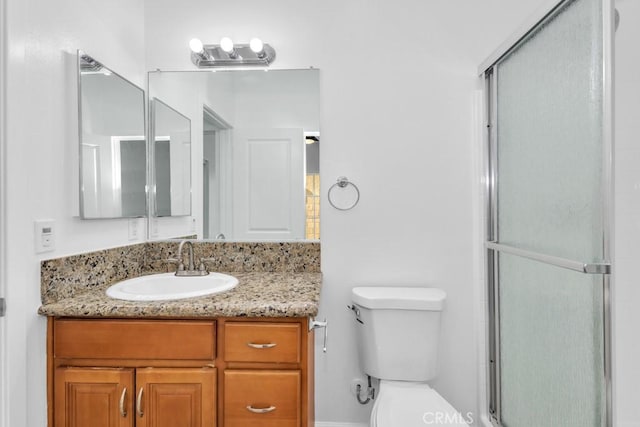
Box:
480 0 614 425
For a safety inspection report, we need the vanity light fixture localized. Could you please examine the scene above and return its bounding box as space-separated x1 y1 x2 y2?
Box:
189 38 213 62
219 37 238 59
249 38 266 58
189 37 276 68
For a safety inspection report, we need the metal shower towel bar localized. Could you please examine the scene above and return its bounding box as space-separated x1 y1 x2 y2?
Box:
327 176 360 211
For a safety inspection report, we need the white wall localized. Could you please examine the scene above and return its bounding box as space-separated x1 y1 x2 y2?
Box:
145 0 546 424
612 1 640 425
3 0 145 426
231 70 320 131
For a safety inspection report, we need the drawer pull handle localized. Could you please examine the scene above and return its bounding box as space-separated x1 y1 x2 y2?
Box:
246 405 276 414
247 342 277 349
136 388 144 417
119 387 127 417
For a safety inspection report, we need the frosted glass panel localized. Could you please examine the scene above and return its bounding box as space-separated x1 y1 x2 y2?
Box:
496 0 604 261
499 253 605 427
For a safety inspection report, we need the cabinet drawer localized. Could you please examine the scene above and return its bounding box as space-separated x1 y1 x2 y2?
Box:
54 319 216 360
224 322 301 363
224 370 300 427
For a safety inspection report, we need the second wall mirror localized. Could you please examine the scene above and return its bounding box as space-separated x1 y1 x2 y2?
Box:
148 69 320 241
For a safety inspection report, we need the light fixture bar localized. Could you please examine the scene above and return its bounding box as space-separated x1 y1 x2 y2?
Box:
190 42 276 68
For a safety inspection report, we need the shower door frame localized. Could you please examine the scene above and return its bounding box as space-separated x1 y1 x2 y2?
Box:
480 0 615 425
0 0 7 423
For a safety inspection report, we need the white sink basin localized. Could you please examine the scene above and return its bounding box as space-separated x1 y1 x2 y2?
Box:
106 272 238 301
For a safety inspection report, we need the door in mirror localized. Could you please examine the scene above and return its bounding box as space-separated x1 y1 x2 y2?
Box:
151 98 192 217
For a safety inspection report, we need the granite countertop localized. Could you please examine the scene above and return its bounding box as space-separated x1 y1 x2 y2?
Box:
38 272 322 318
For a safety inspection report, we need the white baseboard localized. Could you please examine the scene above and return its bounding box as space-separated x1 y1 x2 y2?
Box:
315 423 368 427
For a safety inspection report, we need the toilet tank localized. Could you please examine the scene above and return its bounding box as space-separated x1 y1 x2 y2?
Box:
351 287 446 382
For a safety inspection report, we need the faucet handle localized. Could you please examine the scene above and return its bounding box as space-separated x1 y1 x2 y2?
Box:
165 258 183 272
198 257 216 272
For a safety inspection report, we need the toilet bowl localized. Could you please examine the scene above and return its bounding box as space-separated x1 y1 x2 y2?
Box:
351 287 468 427
370 381 469 427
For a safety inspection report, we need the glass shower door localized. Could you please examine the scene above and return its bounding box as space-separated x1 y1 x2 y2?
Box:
484 0 613 425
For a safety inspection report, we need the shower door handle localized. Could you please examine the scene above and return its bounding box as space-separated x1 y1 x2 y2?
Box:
485 242 610 274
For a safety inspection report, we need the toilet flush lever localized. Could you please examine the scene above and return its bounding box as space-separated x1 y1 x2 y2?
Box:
347 305 363 324
309 317 328 353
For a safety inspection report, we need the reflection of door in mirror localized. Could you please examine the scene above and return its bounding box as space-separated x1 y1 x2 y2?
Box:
119 139 146 216
154 139 171 216
305 133 320 240
203 106 232 239
151 98 192 217
233 128 305 241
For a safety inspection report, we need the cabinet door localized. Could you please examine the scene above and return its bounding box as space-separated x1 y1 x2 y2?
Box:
135 368 216 427
224 370 300 427
55 367 134 427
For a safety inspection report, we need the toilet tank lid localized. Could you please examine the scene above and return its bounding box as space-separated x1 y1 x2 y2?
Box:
351 287 446 311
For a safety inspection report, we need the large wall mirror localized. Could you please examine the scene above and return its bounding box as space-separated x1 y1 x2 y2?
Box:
151 99 192 217
148 69 320 241
78 51 147 219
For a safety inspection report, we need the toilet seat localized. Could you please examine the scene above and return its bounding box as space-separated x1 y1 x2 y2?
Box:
371 381 469 427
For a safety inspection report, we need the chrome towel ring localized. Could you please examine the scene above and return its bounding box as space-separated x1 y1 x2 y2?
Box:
328 176 360 211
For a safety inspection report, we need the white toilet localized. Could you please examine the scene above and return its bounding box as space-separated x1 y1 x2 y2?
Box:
351 287 469 427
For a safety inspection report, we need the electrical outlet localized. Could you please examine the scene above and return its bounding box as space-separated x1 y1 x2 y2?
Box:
128 218 139 241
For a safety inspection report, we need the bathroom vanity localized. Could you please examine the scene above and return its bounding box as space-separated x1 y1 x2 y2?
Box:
48 316 314 427
39 241 321 427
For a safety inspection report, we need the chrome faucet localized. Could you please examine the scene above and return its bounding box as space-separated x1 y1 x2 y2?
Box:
177 240 196 272
169 240 213 276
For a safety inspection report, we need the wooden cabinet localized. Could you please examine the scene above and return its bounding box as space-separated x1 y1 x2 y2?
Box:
49 317 313 427
55 367 215 427
223 322 301 364
55 367 134 427
136 368 216 427
220 321 307 427
224 370 300 427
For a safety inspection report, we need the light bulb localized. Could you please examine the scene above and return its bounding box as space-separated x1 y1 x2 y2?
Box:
249 38 264 54
189 38 204 54
220 37 234 53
